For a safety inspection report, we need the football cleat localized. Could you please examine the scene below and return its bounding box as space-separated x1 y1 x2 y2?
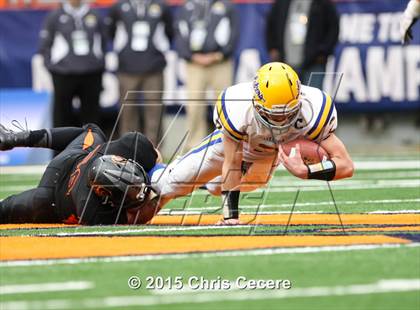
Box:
252 62 301 130
0 123 30 151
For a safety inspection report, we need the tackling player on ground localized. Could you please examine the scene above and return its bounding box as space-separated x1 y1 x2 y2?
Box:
0 123 161 225
153 62 354 225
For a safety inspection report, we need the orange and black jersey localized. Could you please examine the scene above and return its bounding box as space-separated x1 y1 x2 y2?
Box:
52 125 158 225
0 124 158 225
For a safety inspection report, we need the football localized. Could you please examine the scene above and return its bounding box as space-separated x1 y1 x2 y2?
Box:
281 139 329 165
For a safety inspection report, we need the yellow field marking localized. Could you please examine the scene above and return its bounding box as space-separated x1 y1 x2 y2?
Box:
0 235 410 261
325 226 420 232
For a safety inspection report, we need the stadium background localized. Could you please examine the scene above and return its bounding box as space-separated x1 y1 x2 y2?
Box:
0 0 419 165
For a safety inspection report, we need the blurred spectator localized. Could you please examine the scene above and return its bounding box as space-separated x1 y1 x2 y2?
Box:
266 0 339 89
106 0 173 145
175 0 238 149
39 0 106 128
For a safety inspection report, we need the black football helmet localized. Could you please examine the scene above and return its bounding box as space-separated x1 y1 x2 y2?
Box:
88 155 154 209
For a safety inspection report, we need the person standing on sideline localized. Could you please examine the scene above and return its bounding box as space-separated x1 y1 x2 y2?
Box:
266 0 339 89
106 0 173 145
174 0 238 149
39 0 106 128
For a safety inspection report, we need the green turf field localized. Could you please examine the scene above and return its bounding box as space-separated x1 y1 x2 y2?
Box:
0 157 419 310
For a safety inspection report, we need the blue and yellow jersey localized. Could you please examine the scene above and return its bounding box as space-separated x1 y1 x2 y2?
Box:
301 85 337 142
213 82 254 142
211 82 337 160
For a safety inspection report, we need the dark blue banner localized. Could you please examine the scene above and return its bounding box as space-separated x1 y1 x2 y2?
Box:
0 1 419 112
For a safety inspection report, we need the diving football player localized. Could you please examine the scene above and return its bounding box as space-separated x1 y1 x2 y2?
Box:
152 62 354 225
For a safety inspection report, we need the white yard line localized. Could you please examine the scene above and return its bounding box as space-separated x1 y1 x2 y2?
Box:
161 210 420 215
0 281 93 295
268 179 420 187
1 243 418 268
151 278 420 296
1 278 419 310
41 225 254 237
353 171 420 178
159 210 327 215
0 165 46 175
0 185 35 192
353 160 419 170
367 210 420 214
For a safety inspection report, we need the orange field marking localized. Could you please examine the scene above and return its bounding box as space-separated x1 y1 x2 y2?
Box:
0 235 410 261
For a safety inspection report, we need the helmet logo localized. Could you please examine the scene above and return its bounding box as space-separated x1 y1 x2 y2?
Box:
253 78 265 102
111 155 126 163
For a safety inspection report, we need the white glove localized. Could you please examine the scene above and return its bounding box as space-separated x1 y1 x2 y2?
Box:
215 218 242 226
401 0 420 44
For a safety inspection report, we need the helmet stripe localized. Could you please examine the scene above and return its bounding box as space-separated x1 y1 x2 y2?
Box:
216 91 246 140
307 91 334 140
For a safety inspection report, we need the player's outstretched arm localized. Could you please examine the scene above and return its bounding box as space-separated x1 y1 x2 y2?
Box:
217 134 243 225
222 134 243 191
319 133 354 180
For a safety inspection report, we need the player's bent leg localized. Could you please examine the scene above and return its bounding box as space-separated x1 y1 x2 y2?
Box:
154 136 224 201
0 188 59 224
0 123 105 152
156 158 222 199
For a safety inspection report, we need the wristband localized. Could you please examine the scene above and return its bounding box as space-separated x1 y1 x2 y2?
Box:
221 190 240 219
306 160 336 181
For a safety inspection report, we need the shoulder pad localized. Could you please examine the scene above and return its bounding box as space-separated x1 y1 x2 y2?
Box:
306 90 336 141
215 89 247 141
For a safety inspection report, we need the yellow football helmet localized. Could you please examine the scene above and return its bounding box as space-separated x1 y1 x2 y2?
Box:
252 62 301 130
